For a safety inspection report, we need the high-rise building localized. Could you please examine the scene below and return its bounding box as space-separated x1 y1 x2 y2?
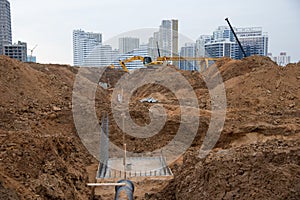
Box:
235 27 268 59
158 19 178 57
148 31 160 59
0 0 12 55
179 43 197 70
199 26 268 60
148 19 179 66
119 37 139 54
0 0 28 62
213 26 235 42
73 29 102 66
4 41 27 62
196 35 212 57
205 39 236 59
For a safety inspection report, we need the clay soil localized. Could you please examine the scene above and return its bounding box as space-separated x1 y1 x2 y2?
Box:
0 55 299 199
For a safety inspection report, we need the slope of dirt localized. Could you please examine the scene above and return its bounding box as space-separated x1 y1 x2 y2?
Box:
0 56 98 199
150 139 300 200
92 55 299 199
145 56 300 199
0 55 299 199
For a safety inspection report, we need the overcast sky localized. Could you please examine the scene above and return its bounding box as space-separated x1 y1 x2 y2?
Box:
11 0 300 64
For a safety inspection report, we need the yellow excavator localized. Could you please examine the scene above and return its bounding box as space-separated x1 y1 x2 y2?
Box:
114 56 218 72
118 56 163 73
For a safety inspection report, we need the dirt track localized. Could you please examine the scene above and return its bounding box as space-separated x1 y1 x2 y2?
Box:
0 55 299 199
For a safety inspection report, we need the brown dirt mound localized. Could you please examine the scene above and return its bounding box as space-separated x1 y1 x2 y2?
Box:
150 139 300 200
0 56 98 199
0 55 299 199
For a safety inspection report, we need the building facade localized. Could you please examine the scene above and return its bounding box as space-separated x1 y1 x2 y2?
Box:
273 52 291 66
4 41 27 62
82 44 118 67
113 44 150 70
148 31 160 59
179 43 197 70
73 29 102 66
205 39 236 58
148 19 178 63
197 26 268 60
0 0 12 55
235 27 268 59
196 35 212 57
158 19 178 57
118 37 139 54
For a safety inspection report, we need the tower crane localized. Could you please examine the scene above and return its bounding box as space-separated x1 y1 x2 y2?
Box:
28 44 38 62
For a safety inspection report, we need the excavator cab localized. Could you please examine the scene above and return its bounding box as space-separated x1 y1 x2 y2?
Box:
143 56 152 65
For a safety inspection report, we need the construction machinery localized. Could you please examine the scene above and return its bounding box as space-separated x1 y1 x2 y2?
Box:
116 56 218 72
118 56 163 72
225 18 247 58
28 44 38 62
157 56 219 71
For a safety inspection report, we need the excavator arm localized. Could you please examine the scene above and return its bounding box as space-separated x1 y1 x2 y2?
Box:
157 56 218 71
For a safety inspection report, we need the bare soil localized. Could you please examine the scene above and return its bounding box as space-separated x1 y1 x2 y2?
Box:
0 55 299 199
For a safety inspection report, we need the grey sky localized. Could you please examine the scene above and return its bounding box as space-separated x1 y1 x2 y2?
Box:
12 0 300 64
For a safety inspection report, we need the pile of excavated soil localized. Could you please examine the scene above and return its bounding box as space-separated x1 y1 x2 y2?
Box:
149 139 300 200
145 56 300 199
0 55 299 199
0 56 101 199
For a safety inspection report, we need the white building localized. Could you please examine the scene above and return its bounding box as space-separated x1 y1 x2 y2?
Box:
179 43 197 70
4 41 27 62
235 27 268 59
195 26 268 60
274 52 291 66
158 19 178 57
148 31 160 59
196 35 212 57
204 39 237 59
73 29 102 66
114 44 150 70
119 37 139 54
83 44 118 67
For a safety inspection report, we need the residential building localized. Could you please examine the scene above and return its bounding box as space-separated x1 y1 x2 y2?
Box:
205 39 236 59
158 19 178 57
199 26 268 60
82 44 118 67
179 43 197 70
0 0 12 54
114 44 150 70
3 41 27 62
148 31 159 59
213 26 235 42
235 27 268 59
196 35 212 57
274 52 291 66
148 19 179 66
73 29 102 66
133 44 149 57
119 37 139 54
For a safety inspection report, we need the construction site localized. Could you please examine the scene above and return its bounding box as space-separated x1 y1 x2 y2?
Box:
0 53 299 200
